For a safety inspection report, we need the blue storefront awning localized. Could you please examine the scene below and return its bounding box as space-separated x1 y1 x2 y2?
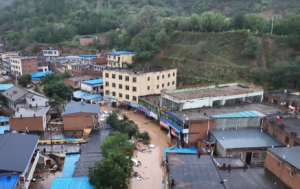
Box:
166 119 183 133
0 116 9 122
130 102 138 108
0 125 10 134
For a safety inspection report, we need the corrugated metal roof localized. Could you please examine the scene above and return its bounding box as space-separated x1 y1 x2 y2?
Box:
73 90 90 99
63 101 100 115
79 55 97 58
106 51 134 55
210 129 284 149
210 110 266 118
0 125 10 134
269 146 300 170
82 78 103 85
82 94 102 101
30 71 53 78
0 133 39 173
0 174 19 189
0 84 14 91
50 177 93 189
163 147 197 160
62 154 80 177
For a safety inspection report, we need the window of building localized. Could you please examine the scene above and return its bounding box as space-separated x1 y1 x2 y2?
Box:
125 76 129 81
119 93 123 98
273 130 278 138
105 90 109 95
119 84 122 89
125 95 129 100
147 86 150 90
277 162 281 166
261 152 266 159
168 73 170 78
133 87 137 92
252 153 259 158
119 75 122 80
265 125 268 132
133 77 137 82
125 85 129 90
172 81 175 85
285 136 290 144
162 75 164 79
289 170 294 177
173 72 175 76
32 98 35 101
157 76 159 80
167 82 170 86
112 92 116 96
148 77 150 81
112 83 116 88
112 74 115 79
156 85 159 89
294 141 300 146
105 82 109 87
105 73 109 78
162 83 164 88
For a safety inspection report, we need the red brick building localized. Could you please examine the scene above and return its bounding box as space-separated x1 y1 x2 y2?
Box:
10 57 38 76
79 35 97 46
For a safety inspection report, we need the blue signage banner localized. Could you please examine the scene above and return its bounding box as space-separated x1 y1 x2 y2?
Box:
168 111 184 123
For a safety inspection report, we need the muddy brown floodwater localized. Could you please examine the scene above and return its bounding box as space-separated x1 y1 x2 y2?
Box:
102 106 171 189
29 171 62 189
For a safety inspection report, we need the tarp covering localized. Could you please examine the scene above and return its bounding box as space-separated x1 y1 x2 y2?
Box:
30 71 53 78
62 154 80 177
59 138 75 141
0 116 9 122
0 125 10 134
73 90 90 99
0 174 18 189
163 147 197 161
210 110 266 118
82 78 103 85
82 94 102 101
0 84 14 91
51 177 93 189
79 55 97 58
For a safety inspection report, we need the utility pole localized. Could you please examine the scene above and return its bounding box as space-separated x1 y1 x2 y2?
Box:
271 16 274 35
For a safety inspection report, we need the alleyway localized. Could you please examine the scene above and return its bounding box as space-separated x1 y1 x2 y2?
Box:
101 106 170 189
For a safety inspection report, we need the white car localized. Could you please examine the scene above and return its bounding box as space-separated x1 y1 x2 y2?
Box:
131 158 141 166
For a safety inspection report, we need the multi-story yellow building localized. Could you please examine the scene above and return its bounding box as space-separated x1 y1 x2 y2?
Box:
106 51 135 68
103 67 177 104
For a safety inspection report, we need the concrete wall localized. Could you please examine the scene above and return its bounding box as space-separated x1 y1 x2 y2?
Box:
25 95 49 107
262 120 300 147
107 54 134 68
188 119 216 144
265 151 300 189
63 112 96 130
80 83 103 94
10 116 44 131
1 52 19 59
103 68 177 103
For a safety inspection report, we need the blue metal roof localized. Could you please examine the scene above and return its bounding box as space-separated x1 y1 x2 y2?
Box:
62 154 80 177
82 94 102 101
0 116 9 123
107 51 134 55
31 77 41 81
51 177 93 189
210 110 266 118
0 125 10 134
30 71 53 78
73 90 90 99
79 55 97 58
0 174 19 189
163 147 197 161
0 84 14 91
166 119 183 133
82 78 103 85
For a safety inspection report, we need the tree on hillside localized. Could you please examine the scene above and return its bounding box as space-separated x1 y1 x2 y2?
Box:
155 29 169 46
18 74 31 87
244 14 266 32
137 5 158 29
232 12 246 29
62 71 72 78
88 149 133 189
199 12 225 32
101 132 133 158
41 74 62 85
242 35 261 58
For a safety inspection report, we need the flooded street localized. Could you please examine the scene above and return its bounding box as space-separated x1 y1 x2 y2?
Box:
101 105 170 189
29 171 62 189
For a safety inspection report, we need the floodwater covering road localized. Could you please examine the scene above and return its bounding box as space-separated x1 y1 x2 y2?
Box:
101 105 171 189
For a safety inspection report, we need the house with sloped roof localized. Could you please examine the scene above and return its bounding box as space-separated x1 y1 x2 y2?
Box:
2 85 51 132
62 101 100 130
0 133 40 189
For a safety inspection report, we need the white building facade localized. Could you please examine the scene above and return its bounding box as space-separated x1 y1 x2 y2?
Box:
43 50 60 61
